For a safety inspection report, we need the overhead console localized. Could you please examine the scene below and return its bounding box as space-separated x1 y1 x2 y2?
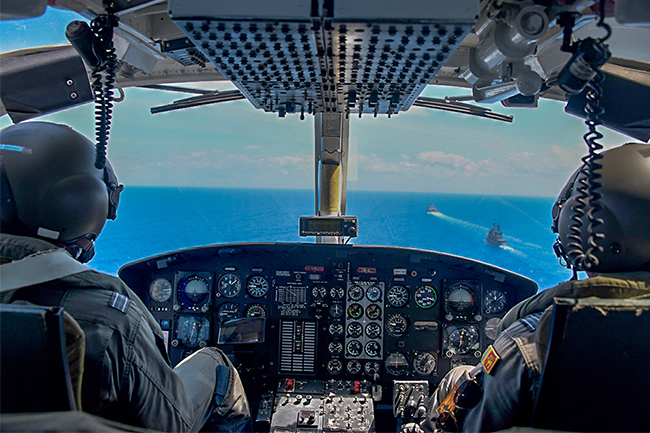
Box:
120 242 536 431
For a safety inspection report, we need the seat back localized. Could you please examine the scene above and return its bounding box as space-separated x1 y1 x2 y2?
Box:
0 303 78 413
532 297 650 432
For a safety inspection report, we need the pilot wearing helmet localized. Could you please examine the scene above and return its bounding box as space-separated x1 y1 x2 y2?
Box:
0 122 250 432
416 143 650 432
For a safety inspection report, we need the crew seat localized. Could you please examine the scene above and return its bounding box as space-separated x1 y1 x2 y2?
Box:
532 297 650 432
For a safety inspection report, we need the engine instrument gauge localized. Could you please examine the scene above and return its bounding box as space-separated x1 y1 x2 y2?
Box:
366 285 382 302
327 359 343 374
485 317 502 340
217 302 239 321
365 341 381 358
348 285 364 301
413 352 437 375
246 276 268 298
346 340 362 357
386 313 409 338
329 323 343 336
485 290 507 315
178 274 210 308
149 278 172 303
364 361 380 375
244 303 266 317
330 286 345 300
366 304 382 320
415 285 438 309
347 322 363 338
312 286 327 299
348 303 363 319
329 304 344 318
447 284 476 313
444 325 480 356
328 341 343 355
387 285 409 308
385 352 409 376
176 316 210 348
218 274 241 298
347 360 362 374
365 322 381 339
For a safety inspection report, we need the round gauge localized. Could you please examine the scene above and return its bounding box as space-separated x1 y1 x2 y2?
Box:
328 341 343 355
348 285 364 301
176 316 210 348
347 322 363 338
312 286 327 299
447 284 476 313
366 286 382 302
246 276 268 298
446 326 480 355
329 304 344 318
327 359 343 374
366 304 382 320
365 341 381 358
386 313 409 338
218 274 241 298
365 322 381 339
413 352 437 375
385 352 409 376
347 360 362 374
330 286 345 300
485 317 502 340
217 302 239 321
244 303 266 317
364 361 380 375
485 290 507 315
149 278 172 303
329 323 343 336
415 285 438 309
387 285 409 308
346 340 363 357
178 274 210 307
348 303 363 319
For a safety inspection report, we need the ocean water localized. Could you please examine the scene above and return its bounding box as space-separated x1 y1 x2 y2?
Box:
94 187 573 291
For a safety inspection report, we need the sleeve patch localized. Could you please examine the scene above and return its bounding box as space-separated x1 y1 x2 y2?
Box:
481 345 500 375
109 292 131 314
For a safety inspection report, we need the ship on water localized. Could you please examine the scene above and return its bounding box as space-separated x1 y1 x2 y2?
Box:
427 203 439 214
486 223 508 247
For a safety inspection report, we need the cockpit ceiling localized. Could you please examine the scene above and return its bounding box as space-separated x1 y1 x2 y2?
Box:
168 0 477 116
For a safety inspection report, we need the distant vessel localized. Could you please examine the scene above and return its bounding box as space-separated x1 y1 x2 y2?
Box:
486 223 507 247
426 203 439 214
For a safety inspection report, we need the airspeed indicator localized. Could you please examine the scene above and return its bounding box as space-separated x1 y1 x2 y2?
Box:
415 286 438 309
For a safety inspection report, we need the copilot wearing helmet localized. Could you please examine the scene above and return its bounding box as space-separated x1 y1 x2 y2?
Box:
419 143 650 433
0 122 250 432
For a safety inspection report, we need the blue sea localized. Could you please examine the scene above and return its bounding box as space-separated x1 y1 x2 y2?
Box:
94 187 574 291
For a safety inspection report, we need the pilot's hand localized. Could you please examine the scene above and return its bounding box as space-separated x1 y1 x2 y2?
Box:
401 422 425 433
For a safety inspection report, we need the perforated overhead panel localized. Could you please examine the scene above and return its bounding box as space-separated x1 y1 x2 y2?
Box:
169 0 478 116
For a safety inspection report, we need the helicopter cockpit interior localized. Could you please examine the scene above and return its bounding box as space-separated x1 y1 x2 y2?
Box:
1 0 650 431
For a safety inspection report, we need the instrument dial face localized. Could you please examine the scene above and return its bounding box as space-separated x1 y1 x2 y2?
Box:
445 326 479 355
348 303 364 319
329 304 344 318
149 278 172 303
365 322 382 339
347 322 363 338
330 286 345 300
485 317 502 340
387 285 409 308
244 303 266 317
415 285 438 309
348 285 364 301
364 361 380 375
329 323 344 336
327 359 343 374
218 274 241 298
413 352 437 375
178 274 210 307
364 341 381 358
347 360 362 374
312 286 327 299
217 302 239 321
385 352 409 376
176 316 210 348
346 340 362 357
447 284 476 313
366 285 382 302
386 313 409 338
366 304 382 320
328 341 343 355
485 290 507 315
246 276 268 298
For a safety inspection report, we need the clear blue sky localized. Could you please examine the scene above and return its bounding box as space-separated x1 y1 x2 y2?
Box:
0 7 634 197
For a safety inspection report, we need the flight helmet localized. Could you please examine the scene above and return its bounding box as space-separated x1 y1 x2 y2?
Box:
551 143 650 273
0 121 123 262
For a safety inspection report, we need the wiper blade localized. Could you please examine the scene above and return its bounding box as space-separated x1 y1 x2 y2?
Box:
413 97 514 123
148 89 245 114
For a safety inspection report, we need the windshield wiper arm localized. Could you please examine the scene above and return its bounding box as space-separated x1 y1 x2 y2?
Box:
413 97 514 123
149 90 245 114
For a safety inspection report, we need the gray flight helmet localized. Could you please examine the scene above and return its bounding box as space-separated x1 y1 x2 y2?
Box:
0 121 123 245
552 143 650 273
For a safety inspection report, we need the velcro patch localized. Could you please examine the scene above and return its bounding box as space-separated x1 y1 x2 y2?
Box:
481 345 500 375
109 292 131 314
